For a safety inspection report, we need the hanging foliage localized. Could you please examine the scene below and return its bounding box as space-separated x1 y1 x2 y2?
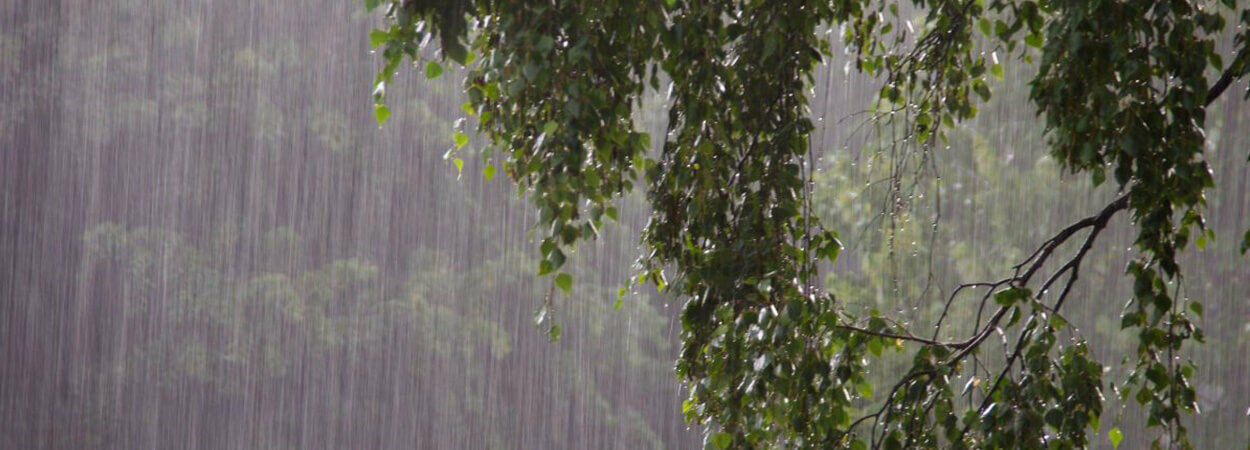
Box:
366 0 1250 448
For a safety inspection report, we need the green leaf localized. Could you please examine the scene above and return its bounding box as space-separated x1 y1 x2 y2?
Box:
548 248 566 270
756 279 773 296
538 260 554 276
973 80 992 101
373 104 391 125
555 272 573 293
548 325 562 342
612 298 623 310
1109 427 1123 449
453 131 468 149
452 158 464 174
372 81 386 101
445 42 468 64
535 35 554 54
857 381 874 399
821 231 843 263
542 120 559 135
482 164 496 181
1135 386 1152 405
825 242 842 264
1208 52 1223 70
369 29 389 49
994 287 1030 306
425 61 444 79
1195 230 1211 250
1025 33 1044 49
867 338 884 357
710 432 732 449
990 63 1004 80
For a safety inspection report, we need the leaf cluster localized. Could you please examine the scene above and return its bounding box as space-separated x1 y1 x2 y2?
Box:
365 0 1250 448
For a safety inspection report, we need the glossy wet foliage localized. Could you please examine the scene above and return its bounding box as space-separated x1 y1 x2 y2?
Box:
365 0 1250 449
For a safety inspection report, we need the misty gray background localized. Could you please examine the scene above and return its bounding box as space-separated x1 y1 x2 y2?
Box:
2 1 1248 449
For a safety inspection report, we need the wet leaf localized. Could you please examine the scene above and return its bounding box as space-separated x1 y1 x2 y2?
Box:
373 103 391 125
369 29 389 49
555 273 573 293
425 61 443 79
1109 427 1123 449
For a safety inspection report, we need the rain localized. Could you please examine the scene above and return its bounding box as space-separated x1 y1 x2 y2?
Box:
2 1 1247 449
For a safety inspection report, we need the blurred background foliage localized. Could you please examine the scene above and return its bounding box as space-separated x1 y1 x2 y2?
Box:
1 0 687 448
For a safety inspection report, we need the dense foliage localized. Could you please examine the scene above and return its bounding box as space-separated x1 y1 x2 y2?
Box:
367 0 1250 448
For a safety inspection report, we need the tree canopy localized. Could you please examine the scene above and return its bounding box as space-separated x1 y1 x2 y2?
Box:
366 1 1250 448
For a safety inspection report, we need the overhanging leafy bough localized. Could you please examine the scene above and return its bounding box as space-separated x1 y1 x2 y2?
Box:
363 0 1250 448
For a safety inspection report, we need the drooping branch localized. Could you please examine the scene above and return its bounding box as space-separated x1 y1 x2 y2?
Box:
930 41 1249 371
842 195 1130 447
946 46 1250 421
941 195 1128 366
849 41 1249 444
841 36 1249 450
956 194 1125 441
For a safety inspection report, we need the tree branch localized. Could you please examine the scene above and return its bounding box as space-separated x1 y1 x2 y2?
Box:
940 195 1128 368
957 195 1121 441
1205 46 1250 107
838 324 965 348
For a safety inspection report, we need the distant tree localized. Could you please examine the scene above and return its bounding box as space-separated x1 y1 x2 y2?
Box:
366 1 1250 448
